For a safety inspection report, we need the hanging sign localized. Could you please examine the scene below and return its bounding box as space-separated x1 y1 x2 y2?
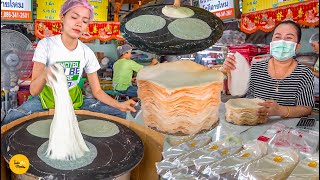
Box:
36 0 108 21
199 0 238 20
242 0 310 14
34 20 124 42
240 1 319 34
89 0 108 21
1 0 33 22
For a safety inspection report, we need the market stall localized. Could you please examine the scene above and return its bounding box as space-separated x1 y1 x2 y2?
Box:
1 0 319 179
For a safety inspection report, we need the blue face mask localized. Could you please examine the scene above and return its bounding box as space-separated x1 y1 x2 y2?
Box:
270 40 297 61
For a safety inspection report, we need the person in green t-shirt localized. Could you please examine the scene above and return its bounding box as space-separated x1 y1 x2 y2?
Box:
112 44 158 97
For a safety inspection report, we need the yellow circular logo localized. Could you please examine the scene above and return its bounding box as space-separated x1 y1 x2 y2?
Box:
9 154 30 174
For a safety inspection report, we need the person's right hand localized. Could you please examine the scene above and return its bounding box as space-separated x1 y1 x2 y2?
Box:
40 65 53 82
222 54 236 72
151 58 159 65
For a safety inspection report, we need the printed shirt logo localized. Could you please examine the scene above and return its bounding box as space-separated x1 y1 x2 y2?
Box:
57 61 80 87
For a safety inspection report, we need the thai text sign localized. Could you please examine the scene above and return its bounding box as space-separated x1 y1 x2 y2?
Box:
199 0 236 19
36 0 108 21
1 0 33 22
242 0 310 14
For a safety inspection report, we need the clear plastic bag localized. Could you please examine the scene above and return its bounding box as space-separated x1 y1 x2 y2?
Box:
174 135 242 168
268 128 319 157
287 152 319 179
160 167 208 180
199 140 268 179
237 148 300 180
162 135 212 160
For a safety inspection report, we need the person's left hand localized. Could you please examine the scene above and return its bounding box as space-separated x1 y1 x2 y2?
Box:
257 100 280 117
117 99 137 112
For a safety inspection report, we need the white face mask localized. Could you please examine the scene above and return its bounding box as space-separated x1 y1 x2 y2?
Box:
270 40 297 61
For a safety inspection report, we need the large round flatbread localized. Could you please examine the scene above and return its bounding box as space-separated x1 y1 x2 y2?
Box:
79 119 120 137
228 52 250 96
168 18 212 40
125 15 166 33
162 6 195 18
26 119 52 138
38 141 97 170
137 60 224 90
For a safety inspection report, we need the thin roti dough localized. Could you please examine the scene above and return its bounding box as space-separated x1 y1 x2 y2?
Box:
168 18 212 40
79 119 120 138
26 119 52 138
226 98 265 109
137 60 224 90
38 140 97 170
125 15 166 33
228 52 250 96
162 6 195 18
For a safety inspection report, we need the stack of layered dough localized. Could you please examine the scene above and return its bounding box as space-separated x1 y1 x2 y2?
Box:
225 98 267 125
137 60 224 135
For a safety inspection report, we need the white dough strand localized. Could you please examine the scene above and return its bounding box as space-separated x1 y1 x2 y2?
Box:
45 64 89 161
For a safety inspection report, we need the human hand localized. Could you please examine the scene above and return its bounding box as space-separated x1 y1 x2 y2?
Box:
117 99 137 112
257 100 280 117
222 54 236 72
151 58 159 65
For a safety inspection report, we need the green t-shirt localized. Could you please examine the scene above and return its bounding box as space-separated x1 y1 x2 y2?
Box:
112 59 144 91
39 85 83 110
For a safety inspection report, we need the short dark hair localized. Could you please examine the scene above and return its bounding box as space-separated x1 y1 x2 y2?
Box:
274 20 302 43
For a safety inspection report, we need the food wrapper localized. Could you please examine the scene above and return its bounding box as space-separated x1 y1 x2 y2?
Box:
237 148 300 180
257 123 286 142
200 140 268 179
174 135 242 168
268 128 319 157
287 152 319 180
159 168 208 180
156 159 180 178
162 135 212 160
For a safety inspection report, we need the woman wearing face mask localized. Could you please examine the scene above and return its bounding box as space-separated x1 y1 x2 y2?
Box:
223 20 314 119
2 0 136 126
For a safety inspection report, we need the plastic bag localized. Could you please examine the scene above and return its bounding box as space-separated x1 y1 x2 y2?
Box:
237 148 300 180
175 135 242 168
268 127 319 157
257 123 286 142
160 167 208 180
200 140 268 179
287 152 319 179
162 135 212 160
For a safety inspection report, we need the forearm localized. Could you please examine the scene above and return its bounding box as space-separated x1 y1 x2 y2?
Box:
277 105 312 118
30 74 47 96
313 71 319 78
92 89 121 109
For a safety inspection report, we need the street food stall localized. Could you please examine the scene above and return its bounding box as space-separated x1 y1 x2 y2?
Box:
1 0 319 179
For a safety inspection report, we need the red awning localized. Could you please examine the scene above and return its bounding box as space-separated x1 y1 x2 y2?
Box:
34 20 124 42
240 1 319 34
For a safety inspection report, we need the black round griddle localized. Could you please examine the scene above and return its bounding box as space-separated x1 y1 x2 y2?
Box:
121 4 224 55
1 115 144 180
